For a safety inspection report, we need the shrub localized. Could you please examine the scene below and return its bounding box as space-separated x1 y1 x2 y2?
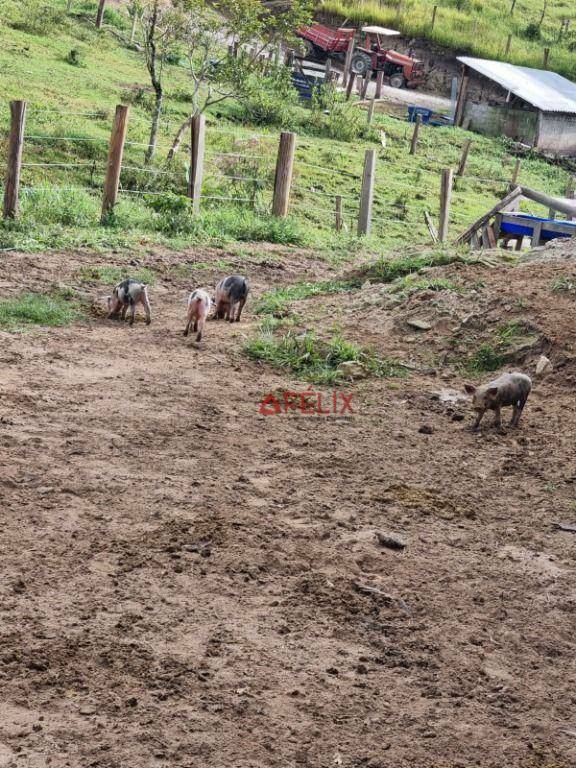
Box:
65 48 86 67
239 67 299 128
5 0 65 34
307 87 366 142
523 23 541 41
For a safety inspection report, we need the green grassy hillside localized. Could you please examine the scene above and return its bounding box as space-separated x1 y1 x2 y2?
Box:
322 0 576 79
0 0 572 259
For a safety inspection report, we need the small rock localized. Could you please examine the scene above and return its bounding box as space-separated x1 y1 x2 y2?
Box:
535 355 553 377
126 697 138 708
338 361 368 380
326 667 339 676
28 659 48 672
79 706 96 716
375 532 407 550
407 318 433 331
418 424 434 435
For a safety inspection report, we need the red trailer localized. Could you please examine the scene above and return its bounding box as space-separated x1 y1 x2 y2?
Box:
296 23 355 59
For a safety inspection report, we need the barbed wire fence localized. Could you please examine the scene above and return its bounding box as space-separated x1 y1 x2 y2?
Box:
2 99 573 248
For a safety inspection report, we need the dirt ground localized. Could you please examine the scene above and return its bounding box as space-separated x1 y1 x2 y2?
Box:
1 241 576 768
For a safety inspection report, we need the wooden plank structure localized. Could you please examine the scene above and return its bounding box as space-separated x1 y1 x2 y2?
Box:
455 186 576 250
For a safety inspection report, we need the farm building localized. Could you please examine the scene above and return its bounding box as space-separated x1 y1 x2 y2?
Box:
454 56 576 156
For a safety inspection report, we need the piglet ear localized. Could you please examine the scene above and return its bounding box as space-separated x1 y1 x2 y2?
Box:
464 384 476 394
487 387 499 396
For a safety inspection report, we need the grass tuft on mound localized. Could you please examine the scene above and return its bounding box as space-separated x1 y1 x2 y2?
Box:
244 330 404 385
254 280 359 317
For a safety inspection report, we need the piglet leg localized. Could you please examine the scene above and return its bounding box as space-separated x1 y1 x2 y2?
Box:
472 410 485 431
141 292 152 325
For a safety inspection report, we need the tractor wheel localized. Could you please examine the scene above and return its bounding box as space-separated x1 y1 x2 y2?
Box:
389 73 406 89
350 53 371 76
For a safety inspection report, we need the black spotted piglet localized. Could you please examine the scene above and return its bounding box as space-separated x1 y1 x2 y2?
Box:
107 279 152 327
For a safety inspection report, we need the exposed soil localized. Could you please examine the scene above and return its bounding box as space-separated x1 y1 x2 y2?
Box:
1 241 576 768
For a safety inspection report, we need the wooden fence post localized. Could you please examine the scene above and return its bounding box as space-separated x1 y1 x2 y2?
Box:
543 48 550 69
367 97 376 125
335 195 343 231
431 5 438 29
96 0 106 29
505 34 512 57
511 158 522 187
439 168 453 242
375 70 384 100
129 8 138 43
3 100 27 220
324 58 332 83
345 71 355 101
361 72 370 100
454 72 469 127
272 132 296 218
410 114 422 155
358 149 376 236
101 104 129 223
343 37 355 83
457 139 472 177
188 113 206 214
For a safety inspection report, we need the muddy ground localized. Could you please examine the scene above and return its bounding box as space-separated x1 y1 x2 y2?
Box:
0 242 575 768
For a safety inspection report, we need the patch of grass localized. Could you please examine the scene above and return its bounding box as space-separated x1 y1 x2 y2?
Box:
358 250 464 284
254 279 358 317
244 330 404 385
0 293 79 330
387 275 458 297
77 265 156 286
465 320 535 373
497 320 528 345
466 343 506 374
551 275 576 293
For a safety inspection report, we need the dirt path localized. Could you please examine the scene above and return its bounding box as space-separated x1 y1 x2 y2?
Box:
0 245 575 767
365 83 452 112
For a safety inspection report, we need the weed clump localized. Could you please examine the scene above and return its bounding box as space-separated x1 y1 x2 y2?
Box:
245 330 404 384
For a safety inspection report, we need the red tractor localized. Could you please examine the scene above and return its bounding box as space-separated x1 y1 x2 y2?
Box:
349 26 426 89
296 23 425 89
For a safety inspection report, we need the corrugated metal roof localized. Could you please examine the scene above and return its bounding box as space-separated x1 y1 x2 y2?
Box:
457 56 576 114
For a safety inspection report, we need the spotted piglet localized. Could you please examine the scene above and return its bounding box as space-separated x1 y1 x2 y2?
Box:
214 275 249 323
107 279 152 326
184 289 211 342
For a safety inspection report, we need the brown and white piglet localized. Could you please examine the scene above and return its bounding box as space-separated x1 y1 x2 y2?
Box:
214 275 249 323
464 372 532 430
107 279 152 326
184 289 211 342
